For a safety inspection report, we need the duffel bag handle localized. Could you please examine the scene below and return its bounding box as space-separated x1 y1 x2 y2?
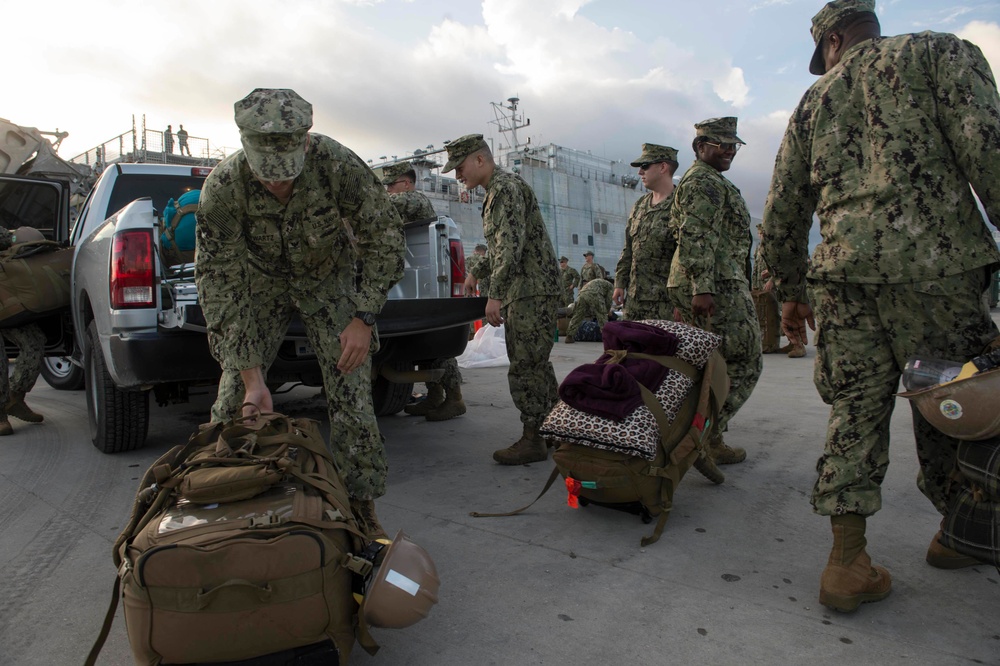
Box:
196 579 274 609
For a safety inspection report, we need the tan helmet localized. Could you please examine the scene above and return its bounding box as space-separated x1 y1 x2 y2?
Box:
14 226 45 244
899 368 1000 441
362 530 440 629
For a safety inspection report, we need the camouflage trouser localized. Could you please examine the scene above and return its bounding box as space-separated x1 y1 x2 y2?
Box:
567 292 608 337
624 299 673 323
504 294 560 429
670 280 762 436
210 300 387 500
423 357 462 394
809 269 999 517
211 328 287 423
0 323 46 406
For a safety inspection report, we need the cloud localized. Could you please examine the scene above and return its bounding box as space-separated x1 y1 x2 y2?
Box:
956 20 1000 76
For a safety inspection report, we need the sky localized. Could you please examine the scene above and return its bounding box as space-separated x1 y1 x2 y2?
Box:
5 0 1000 220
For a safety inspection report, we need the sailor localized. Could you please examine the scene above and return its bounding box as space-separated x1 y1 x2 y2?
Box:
0 227 48 435
564 278 614 344
195 88 405 539
667 116 762 466
761 0 1000 612
559 256 580 303
579 250 606 287
383 161 466 422
613 143 679 321
450 133 561 465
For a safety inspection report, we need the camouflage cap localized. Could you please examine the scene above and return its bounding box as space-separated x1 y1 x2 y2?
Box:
443 134 489 173
583 251 594 257
629 143 679 167
809 0 876 75
382 161 415 185
475 243 488 252
694 117 745 145
559 256 569 262
235 88 313 180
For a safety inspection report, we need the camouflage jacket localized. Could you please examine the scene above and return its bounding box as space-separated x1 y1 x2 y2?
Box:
195 133 405 370
578 277 614 312
389 190 436 223
471 169 560 305
667 160 752 295
580 263 607 285
762 32 1000 302
561 266 580 295
615 190 675 303
751 242 768 292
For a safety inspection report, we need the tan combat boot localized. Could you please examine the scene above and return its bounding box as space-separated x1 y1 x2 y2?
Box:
0 414 12 436
350 498 388 542
926 529 979 569
425 386 467 421
787 343 806 358
493 425 549 465
404 384 445 417
707 435 746 465
6 393 43 423
819 514 892 612
564 334 575 344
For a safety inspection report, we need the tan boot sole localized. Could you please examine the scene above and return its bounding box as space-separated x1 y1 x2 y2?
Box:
819 586 891 612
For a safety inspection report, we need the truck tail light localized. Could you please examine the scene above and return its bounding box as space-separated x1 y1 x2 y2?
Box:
111 230 155 308
449 239 466 297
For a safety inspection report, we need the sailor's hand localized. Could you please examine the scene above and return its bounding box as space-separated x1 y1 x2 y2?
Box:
612 287 624 306
691 293 715 318
781 301 815 346
463 275 478 297
240 367 272 419
485 298 503 327
338 318 373 374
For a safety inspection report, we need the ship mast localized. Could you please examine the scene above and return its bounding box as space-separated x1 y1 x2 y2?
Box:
490 96 530 152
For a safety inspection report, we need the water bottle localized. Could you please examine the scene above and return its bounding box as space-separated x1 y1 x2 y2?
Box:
902 349 1000 391
902 358 962 391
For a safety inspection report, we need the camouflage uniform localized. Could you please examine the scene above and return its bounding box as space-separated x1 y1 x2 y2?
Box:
762 29 1000 517
580 260 606 286
668 120 762 442
196 91 404 501
466 252 491 299
615 191 675 322
560 262 580 302
466 170 561 429
388 190 436 222
0 228 46 417
567 278 614 339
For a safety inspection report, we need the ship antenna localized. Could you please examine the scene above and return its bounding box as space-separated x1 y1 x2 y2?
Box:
490 96 530 152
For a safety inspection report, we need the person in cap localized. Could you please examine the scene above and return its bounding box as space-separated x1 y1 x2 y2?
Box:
382 162 466 422
559 256 580 302
0 226 49 435
564 278 614 344
579 250 606 287
448 133 562 465
667 117 761 466
761 0 1000 612
383 161 436 222
613 143 680 321
195 89 405 539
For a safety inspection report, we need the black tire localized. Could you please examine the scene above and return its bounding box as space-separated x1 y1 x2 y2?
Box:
85 322 149 453
371 361 413 417
40 356 85 391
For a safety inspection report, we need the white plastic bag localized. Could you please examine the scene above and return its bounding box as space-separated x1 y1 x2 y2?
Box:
457 323 510 368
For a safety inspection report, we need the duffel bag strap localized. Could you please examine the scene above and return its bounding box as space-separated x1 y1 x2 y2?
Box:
470 467 562 518
83 576 121 666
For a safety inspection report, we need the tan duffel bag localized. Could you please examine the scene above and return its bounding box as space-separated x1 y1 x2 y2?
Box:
86 413 381 665
0 239 72 328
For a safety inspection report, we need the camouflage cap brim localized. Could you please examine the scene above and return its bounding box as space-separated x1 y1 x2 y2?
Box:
808 0 877 75
241 131 309 181
443 134 489 173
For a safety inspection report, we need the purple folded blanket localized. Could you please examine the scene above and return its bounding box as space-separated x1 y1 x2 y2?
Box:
558 320 681 421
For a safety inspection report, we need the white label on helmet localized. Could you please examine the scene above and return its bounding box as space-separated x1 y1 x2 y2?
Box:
939 399 963 420
385 569 420 596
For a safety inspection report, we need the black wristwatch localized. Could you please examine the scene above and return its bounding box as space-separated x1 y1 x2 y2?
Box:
355 311 377 326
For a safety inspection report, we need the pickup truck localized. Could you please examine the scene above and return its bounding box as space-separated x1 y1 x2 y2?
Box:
1 163 485 453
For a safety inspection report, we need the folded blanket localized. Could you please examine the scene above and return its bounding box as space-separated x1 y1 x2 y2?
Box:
602 320 680 356
558 363 643 421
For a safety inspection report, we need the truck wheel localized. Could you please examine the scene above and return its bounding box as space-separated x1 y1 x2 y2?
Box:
85 322 149 453
40 356 85 391
371 361 413 416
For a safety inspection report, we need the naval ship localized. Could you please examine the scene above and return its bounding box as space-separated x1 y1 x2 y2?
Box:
372 97 647 274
